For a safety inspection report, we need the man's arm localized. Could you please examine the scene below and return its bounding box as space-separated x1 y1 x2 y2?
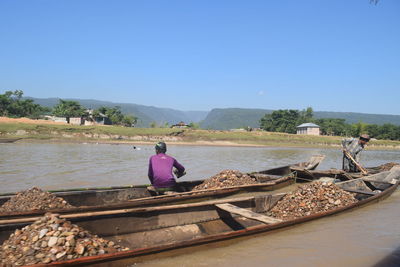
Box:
173 159 185 178
148 158 154 184
341 138 353 149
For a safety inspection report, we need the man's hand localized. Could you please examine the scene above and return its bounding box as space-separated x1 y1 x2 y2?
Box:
174 169 186 178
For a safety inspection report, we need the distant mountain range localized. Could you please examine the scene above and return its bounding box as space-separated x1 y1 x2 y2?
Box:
199 108 273 130
313 111 400 125
28 97 400 129
200 109 400 130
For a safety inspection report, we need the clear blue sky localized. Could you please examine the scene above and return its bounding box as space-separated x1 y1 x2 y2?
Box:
0 0 399 114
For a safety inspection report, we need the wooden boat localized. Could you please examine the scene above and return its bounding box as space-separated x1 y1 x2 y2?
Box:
0 155 324 220
373 245 400 267
291 163 395 182
0 138 22 143
0 165 398 266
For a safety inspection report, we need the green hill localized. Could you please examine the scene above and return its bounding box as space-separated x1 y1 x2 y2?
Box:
199 108 273 130
313 111 400 125
200 108 400 130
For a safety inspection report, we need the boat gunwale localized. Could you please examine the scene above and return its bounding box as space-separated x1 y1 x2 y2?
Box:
0 193 289 226
0 175 295 218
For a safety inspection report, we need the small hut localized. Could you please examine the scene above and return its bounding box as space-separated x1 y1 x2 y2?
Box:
171 121 189 128
296 123 320 135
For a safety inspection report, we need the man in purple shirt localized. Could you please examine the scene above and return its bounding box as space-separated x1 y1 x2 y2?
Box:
148 142 185 194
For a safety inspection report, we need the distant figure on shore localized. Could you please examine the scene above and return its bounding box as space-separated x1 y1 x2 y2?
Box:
147 142 186 194
342 134 370 172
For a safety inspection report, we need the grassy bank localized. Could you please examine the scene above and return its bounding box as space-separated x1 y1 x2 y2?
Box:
1 121 400 149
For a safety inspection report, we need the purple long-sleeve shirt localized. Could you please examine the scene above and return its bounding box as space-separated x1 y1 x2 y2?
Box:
148 153 185 188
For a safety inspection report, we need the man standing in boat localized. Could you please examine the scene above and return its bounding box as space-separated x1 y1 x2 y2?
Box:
341 134 370 172
147 142 186 194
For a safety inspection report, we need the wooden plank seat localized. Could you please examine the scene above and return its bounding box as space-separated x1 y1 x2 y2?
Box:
343 189 378 195
362 177 397 185
215 203 282 224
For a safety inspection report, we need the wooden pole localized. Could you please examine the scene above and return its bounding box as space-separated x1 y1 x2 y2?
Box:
343 149 368 175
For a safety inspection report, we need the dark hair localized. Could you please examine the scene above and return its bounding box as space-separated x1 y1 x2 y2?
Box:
155 142 167 153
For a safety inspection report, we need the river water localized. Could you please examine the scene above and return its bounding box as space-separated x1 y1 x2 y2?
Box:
0 142 399 266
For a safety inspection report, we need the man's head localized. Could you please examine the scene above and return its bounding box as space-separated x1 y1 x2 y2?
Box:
359 134 370 145
155 142 167 154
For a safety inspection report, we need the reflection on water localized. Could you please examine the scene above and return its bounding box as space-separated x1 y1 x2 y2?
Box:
1 143 400 266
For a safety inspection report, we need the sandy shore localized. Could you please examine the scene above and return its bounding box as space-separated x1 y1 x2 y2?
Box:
16 138 275 148
13 135 399 151
0 116 67 125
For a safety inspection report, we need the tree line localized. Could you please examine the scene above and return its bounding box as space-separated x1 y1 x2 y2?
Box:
0 90 137 127
259 107 400 141
0 90 50 119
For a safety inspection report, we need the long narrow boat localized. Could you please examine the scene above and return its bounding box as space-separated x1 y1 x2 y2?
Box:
0 138 22 143
373 245 400 267
0 166 398 266
291 163 396 182
0 155 324 220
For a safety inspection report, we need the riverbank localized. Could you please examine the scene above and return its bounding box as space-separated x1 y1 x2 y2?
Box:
1 118 400 150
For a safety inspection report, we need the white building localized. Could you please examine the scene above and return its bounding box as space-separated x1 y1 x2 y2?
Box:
296 123 320 135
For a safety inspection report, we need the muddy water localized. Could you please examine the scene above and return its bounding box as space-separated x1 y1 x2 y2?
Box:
0 143 399 266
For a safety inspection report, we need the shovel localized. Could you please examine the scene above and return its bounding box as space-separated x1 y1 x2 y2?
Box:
343 148 369 175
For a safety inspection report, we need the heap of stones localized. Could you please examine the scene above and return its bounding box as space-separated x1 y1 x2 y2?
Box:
0 187 74 213
192 170 258 191
378 162 400 171
0 213 129 266
268 182 357 220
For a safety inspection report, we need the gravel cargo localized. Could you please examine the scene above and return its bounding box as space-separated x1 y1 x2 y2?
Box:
0 187 74 213
0 213 129 266
268 182 357 220
192 170 258 191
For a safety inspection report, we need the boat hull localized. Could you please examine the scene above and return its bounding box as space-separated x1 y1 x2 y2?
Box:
0 138 22 143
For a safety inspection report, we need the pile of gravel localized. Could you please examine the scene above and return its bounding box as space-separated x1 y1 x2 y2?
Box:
192 170 258 191
378 162 400 171
268 182 357 220
0 187 74 213
0 213 129 265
